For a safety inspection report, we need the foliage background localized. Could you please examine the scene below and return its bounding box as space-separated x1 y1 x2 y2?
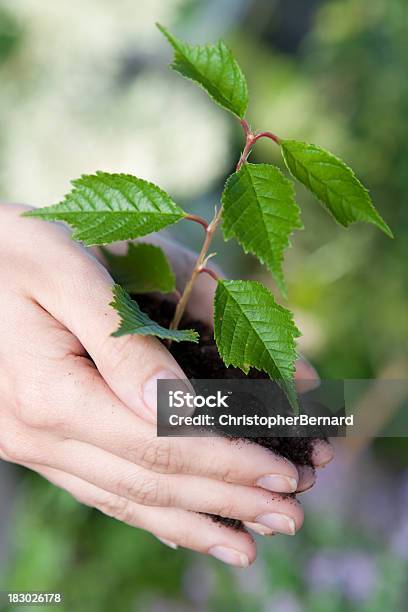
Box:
0 0 407 610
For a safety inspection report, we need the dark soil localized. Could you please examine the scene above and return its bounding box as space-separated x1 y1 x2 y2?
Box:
138 294 317 463
136 294 321 530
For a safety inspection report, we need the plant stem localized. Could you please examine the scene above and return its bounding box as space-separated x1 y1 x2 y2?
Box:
169 119 280 331
170 206 222 330
199 266 219 281
184 213 209 231
236 119 256 171
253 131 280 145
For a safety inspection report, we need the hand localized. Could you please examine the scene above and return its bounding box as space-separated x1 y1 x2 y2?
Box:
0 204 332 567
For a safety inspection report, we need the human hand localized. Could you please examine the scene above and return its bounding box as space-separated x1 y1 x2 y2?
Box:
0 203 332 567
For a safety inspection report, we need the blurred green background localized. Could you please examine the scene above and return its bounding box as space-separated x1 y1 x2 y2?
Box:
0 0 407 610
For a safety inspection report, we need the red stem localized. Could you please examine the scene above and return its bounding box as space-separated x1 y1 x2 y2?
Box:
184 213 209 231
253 131 280 145
240 118 251 139
198 266 219 282
170 207 222 330
236 137 254 171
236 120 256 172
236 122 281 172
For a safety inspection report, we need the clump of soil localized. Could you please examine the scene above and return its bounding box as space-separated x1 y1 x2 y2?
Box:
137 294 317 465
137 294 322 530
202 514 244 531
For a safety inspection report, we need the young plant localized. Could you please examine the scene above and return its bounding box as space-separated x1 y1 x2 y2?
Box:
24 25 392 408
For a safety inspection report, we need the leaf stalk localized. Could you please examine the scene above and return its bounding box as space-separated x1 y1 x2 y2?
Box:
184 213 209 231
198 266 219 281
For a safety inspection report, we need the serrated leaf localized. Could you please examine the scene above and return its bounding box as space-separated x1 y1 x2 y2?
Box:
110 284 198 343
222 163 303 297
280 140 393 237
24 172 186 246
102 243 175 294
214 280 300 409
157 23 248 119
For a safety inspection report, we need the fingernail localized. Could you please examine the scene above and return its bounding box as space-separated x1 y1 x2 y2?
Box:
143 370 186 419
157 537 178 550
244 522 274 536
297 465 316 493
256 513 296 535
209 546 249 568
256 475 297 493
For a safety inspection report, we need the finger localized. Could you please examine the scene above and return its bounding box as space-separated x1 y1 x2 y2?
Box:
26 463 256 567
295 358 320 394
311 439 334 468
44 358 299 492
25 231 190 425
244 465 315 536
296 464 316 493
294 359 333 469
243 521 275 536
44 438 304 533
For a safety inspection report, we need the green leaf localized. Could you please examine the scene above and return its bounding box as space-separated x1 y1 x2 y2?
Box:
280 140 393 237
110 284 198 343
214 280 300 408
101 243 176 294
222 163 303 297
24 172 186 246
157 23 248 119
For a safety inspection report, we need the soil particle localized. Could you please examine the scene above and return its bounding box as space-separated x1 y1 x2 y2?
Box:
202 514 245 532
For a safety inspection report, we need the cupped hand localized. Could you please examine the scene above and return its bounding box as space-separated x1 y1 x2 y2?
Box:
0 204 332 567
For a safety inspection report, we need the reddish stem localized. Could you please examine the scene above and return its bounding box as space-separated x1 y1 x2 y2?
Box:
236 119 252 171
198 266 219 282
236 137 254 172
240 118 251 139
170 207 222 331
253 131 280 145
185 213 209 231
236 122 281 172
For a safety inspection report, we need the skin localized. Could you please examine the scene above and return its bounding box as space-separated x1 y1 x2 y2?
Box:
0 203 333 568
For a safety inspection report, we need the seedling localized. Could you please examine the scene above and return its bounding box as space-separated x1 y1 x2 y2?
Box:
25 25 392 409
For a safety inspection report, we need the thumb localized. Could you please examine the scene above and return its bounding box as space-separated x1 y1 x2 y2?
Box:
34 249 191 425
